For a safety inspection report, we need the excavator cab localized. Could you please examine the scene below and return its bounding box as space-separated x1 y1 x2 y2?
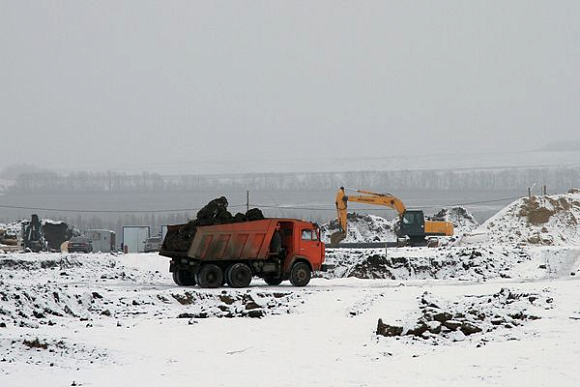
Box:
399 210 426 239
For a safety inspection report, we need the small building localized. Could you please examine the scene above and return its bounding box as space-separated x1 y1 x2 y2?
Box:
86 229 116 253
122 226 150 253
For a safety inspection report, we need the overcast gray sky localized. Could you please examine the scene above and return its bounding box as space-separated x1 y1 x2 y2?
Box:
1 1 579 173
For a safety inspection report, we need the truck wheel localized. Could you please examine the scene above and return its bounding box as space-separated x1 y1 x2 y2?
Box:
197 264 223 288
289 262 311 287
226 263 252 288
173 269 195 286
172 270 183 286
263 274 283 286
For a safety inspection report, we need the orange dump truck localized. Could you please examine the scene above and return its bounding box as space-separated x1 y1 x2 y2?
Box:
160 218 325 288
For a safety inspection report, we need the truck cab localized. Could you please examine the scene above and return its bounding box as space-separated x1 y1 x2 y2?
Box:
277 221 325 275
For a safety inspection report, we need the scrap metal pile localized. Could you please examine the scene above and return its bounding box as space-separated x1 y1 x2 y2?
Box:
164 197 265 252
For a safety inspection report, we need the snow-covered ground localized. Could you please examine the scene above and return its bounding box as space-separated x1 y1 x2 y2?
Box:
1 249 579 387
2 192 580 386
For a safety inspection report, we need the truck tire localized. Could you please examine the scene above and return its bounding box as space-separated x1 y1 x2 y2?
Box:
263 274 283 286
173 269 195 286
172 270 183 286
226 263 252 288
289 262 311 287
197 264 223 288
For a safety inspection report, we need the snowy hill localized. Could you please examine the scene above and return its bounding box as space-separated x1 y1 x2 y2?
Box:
462 191 580 247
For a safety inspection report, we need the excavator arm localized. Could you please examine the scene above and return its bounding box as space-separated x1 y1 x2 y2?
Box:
330 187 407 245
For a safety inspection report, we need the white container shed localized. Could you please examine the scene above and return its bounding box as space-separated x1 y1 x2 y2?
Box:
86 229 116 253
122 226 150 253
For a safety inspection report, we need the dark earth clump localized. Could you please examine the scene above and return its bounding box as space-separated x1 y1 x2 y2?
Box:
23 338 49 350
347 255 395 279
171 290 294 319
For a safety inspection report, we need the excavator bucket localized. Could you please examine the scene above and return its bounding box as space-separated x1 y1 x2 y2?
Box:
330 231 346 246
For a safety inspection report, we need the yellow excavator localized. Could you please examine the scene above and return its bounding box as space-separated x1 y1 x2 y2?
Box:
330 187 454 246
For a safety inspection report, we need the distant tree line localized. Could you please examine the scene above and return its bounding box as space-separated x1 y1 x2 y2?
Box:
6 166 580 194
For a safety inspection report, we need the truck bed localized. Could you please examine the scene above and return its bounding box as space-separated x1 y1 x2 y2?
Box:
160 219 278 261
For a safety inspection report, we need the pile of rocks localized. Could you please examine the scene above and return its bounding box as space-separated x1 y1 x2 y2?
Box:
164 197 265 252
376 288 552 342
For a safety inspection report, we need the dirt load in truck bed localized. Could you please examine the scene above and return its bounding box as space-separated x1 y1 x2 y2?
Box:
163 197 265 252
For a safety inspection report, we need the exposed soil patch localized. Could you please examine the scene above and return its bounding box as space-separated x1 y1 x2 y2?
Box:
519 197 556 225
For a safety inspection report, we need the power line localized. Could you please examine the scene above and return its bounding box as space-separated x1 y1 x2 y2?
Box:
0 195 522 215
252 196 522 212
0 203 246 214
412 195 523 209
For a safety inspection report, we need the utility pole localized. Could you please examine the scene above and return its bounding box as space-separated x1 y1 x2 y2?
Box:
528 183 536 199
246 190 250 212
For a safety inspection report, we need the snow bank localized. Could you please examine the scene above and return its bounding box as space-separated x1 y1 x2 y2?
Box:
324 245 530 281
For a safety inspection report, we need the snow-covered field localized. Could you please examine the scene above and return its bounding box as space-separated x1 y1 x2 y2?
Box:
2 192 580 386
1 249 579 387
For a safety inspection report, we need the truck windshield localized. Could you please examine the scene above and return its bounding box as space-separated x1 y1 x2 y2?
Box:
301 229 318 241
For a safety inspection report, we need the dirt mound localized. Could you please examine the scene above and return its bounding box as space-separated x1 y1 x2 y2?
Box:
466 192 580 246
432 207 478 235
345 255 394 279
376 288 553 344
320 213 397 244
163 197 265 252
